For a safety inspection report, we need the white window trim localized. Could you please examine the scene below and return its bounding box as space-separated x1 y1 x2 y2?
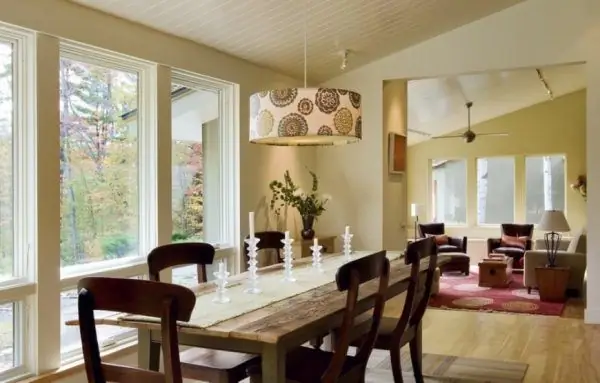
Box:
170 70 239 270
0 22 37 382
57 42 157 278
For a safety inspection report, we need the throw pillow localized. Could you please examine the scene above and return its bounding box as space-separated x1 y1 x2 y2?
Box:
426 233 449 246
500 234 527 249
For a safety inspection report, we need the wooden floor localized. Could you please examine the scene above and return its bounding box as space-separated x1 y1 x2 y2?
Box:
383 297 600 382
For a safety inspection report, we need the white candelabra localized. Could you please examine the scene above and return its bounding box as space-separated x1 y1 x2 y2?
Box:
281 231 296 282
310 237 324 273
341 225 354 259
244 212 262 294
212 260 230 303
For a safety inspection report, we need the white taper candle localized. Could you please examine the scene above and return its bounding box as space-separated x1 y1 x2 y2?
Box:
249 211 255 238
284 230 290 240
345 226 350 236
313 237 318 247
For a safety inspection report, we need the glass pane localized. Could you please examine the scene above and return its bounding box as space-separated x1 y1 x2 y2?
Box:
525 155 566 224
0 42 14 281
171 85 205 244
61 280 141 361
431 159 467 224
477 157 515 224
59 58 139 269
0 302 15 372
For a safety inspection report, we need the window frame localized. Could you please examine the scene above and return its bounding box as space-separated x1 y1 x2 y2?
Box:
0 23 37 383
429 158 468 226
476 156 516 226
56 41 157 363
169 70 238 274
524 153 568 226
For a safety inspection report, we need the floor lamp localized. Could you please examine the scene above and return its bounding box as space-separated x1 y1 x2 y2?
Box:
410 203 419 241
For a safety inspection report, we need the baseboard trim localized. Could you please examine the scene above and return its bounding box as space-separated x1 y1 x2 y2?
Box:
584 308 600 324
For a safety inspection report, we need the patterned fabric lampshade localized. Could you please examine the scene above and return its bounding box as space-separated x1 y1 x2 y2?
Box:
249 87 362 146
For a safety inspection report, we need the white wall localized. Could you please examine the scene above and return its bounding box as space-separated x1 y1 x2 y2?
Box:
317 0 600 323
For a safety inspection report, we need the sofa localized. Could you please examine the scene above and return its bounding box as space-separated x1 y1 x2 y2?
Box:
523 229 587 295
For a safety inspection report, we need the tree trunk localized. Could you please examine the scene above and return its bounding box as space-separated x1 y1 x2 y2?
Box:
543 156 553 210
477 159 488 223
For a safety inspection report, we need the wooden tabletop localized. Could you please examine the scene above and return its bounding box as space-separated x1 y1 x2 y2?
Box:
85 252 450 345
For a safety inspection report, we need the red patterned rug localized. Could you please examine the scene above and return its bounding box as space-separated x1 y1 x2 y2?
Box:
428 267 566 316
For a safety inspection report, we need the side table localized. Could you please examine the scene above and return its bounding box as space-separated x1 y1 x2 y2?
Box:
535 266 570 302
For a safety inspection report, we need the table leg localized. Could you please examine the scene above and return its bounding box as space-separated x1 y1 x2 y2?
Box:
138 329 161 371
262 343 285 383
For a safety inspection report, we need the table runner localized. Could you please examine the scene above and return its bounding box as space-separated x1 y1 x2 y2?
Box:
124 250 401 330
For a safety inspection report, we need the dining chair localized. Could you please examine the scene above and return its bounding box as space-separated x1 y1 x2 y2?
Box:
78 277 196 383
247 250 390 383
351 237 438 383
147 242 259 383
243 231 285 265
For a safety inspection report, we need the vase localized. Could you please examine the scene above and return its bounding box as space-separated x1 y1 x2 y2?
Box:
301 215 315 240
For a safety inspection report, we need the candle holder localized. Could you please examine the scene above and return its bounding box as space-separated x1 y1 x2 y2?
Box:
310 243 324 273
212 262 230 304
341 233 354 259
281 236 296 282
244 236 262 294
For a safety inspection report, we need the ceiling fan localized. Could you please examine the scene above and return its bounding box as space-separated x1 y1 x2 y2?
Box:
433 101 508 143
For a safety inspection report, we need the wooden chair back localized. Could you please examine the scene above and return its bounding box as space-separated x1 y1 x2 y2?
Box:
322 251 390 382
392 237 438 345
147 242 215 283
78 277 196 383
243 231 285 264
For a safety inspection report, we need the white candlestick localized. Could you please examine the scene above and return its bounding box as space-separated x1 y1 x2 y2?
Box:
249 212 255 238
345 226 350 236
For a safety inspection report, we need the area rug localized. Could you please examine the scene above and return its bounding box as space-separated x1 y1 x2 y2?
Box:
369 351 528 383
428 267 565 316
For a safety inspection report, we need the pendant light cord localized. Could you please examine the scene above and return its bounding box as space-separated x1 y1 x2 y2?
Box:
303 0 308 88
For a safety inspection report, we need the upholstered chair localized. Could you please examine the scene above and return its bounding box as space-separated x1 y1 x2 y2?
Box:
418 223 467 253
487 223 534 268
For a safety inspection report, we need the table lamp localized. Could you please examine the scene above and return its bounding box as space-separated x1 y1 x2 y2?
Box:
538 210 570 267
410 203 420 241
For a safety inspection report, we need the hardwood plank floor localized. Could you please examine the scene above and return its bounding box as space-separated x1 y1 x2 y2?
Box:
383 296 600 382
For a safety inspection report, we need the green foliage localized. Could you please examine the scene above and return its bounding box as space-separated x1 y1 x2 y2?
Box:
171 232 190 242
101 234 136 260
269 169 331 218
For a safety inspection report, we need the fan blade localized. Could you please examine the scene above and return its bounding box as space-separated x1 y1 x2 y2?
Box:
432 135 464 139
408 128 431 137
476 133 509 137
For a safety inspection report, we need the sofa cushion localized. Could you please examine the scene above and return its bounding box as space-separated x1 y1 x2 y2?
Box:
567 228 587 254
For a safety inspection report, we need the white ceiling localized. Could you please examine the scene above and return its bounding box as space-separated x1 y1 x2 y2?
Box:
68 0 521 82
407 63 587 145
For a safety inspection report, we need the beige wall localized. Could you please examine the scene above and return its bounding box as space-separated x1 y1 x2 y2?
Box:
407 90 587 239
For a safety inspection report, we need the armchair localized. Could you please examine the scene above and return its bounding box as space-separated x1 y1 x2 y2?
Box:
487 223 534 269
419 223 467 253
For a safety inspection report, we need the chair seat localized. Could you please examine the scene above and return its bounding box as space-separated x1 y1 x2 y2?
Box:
180 347 258 381
438 244 460 253
495 246 525 254
248 346 363 383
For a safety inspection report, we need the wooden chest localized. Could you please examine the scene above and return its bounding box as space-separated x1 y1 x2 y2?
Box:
478 256 513 288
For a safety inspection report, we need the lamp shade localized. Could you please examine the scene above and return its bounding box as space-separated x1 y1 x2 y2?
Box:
249 87 362 146
538 210 570 232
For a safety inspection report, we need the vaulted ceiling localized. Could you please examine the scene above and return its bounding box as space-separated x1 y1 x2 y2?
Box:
68 0 521 82
407 63 587 145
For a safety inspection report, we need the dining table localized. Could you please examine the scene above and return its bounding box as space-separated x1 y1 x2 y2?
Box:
68 250 449 383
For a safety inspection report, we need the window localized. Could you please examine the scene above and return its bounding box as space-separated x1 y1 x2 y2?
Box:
59 56 140 271
477 157 515 224
0 24 35 382
525 155 566 224
57 44 154 362
170 73 235 285
431 159 467 224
